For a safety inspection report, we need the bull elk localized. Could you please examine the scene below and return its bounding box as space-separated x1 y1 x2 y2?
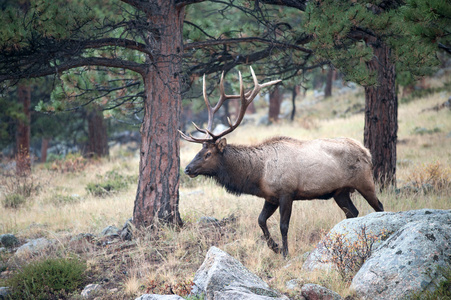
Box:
180 67 384 257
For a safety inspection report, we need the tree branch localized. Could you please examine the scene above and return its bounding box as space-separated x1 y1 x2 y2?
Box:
0 57 146 82
256 0 307 11
185 37 313 53
83 38 150 55
439 43 451 55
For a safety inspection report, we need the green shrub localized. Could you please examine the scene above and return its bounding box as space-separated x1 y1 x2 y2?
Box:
1 169 40 209
2 193 27 209
86 170 136 197
6 257 86 299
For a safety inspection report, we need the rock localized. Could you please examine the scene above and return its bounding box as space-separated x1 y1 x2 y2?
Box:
70 233 95 242
15 238 54 258
351 220 451 300
135 295 184 300
198 216 219 225
302 209 451 299
120 218 134 240
285 279 302 290
100 225 120 238
301 284 342 300
303 209 451 271
192 246 288 300
81 284 102 299
0 287 10 299
0 234 18 248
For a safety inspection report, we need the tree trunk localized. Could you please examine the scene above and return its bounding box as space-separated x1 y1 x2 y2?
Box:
16 83 31 176
290 85 300 121
40 137 51 163
87 106 109 157
324 66 334 98
133 1 184 227
364 41 397 188
269 85 282 122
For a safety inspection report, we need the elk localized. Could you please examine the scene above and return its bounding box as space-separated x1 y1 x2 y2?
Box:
180 67 384 257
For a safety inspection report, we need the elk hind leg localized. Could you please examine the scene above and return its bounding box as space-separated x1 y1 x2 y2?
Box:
334 190 359 218
258 201 280 254
356 182 384 212
357 189 384 211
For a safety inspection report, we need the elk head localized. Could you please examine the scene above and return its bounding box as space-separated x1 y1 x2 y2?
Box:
180 67 281 178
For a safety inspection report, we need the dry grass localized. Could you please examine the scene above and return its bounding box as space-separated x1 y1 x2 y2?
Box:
0 80 450 299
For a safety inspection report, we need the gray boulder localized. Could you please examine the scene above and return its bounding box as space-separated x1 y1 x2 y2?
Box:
100 225 120 238
302 209 451 299
192 246 288 300
0 287 10 299
303 209 451 271
351 220 451 300
15 238 55 258
135 295 184 300
81 284 102 299
301 284 342 300
120 218 134 240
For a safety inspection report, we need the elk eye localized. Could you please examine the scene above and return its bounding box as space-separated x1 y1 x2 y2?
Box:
205 152 211 159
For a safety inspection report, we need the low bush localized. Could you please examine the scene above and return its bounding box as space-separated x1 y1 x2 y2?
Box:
145 277 194 297
86 170 136 197
408 161 451 192
48 153 88 173
2 193 27 209
0 168 40 209
318 226 389 282
6 257 86 299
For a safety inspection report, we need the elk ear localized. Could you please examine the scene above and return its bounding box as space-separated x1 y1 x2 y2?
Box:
216 138 227 153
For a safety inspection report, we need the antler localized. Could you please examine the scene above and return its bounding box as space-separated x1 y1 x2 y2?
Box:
179 67 281 143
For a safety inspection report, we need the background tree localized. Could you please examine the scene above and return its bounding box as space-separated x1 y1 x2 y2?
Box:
302 0 445 187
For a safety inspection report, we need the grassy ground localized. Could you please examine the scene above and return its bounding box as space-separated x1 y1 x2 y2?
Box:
1 80 450 299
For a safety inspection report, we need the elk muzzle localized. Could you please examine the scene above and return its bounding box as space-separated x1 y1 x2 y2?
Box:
184 165 198 178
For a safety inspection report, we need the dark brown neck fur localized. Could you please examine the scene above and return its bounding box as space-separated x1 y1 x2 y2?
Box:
213 144 266 196
211 137 292 196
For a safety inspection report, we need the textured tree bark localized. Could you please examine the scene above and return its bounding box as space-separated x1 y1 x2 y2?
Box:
269 85 282 122
290 85 300 121
40 137 51 163
16 83 31 176
324 66 334 98
364 41 397 188
133 1 184 227
87 106 109 157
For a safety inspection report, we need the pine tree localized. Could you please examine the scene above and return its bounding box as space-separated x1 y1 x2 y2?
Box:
302 0 444 187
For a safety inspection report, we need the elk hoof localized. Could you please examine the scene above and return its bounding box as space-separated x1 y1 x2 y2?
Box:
267 240 280 254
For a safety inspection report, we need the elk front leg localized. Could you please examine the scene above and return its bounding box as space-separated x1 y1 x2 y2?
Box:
258 201 280 254
279 195 293 258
